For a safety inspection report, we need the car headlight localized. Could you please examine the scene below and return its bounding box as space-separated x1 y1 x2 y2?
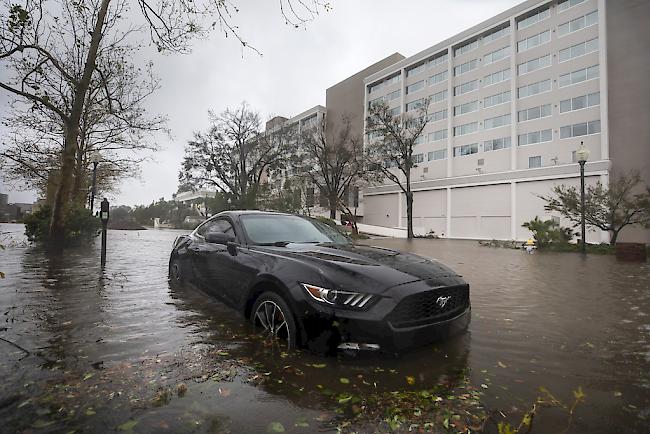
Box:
301 283 374 309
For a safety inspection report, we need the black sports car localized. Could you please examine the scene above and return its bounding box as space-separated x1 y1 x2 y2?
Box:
169 211 470 352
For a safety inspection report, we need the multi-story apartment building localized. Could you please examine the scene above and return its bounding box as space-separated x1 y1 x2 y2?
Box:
360 0 649 243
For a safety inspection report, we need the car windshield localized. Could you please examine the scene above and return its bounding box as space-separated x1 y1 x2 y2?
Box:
240 214 349 245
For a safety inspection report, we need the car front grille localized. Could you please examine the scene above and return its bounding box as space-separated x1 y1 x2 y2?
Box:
387 285 469 329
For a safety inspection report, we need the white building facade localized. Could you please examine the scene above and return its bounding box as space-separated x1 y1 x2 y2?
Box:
361 0 614 242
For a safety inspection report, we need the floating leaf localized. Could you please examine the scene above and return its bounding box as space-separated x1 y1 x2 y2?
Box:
294 416 310 428
405 376 416 385
266 421 285 433
339 377 350 384
497 361 507 368
311 363 326 368
83 373 94 381
337 395 352 404
118 419 138 432
216 350 229 356
481 384 489 389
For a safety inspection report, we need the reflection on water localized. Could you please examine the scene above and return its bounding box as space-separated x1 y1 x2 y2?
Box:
0 223 649 433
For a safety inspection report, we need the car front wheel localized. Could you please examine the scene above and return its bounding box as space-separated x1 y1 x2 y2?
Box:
251 291 297 351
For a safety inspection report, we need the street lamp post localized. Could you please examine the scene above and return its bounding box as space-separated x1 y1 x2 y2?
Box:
576 141 590 254
89 151 101 212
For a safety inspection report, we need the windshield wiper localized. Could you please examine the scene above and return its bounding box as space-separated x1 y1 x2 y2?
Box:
257 241 292 247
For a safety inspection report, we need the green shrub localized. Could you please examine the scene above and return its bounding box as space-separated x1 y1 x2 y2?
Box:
24 205 100 244
522 217 573 248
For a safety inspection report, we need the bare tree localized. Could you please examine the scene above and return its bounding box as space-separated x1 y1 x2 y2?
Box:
540 172 650 245
365 99 430 238
0 0 328 246
292 115 364 219
1 40 165 202
179 103 293 208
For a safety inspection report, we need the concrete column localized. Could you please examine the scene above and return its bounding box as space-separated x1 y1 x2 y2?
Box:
446 187 452 237
446 46 453 178
597 0 609 162
510 181 517 240
509 17 518 171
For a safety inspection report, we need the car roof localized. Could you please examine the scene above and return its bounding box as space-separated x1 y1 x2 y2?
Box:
216 210 297 218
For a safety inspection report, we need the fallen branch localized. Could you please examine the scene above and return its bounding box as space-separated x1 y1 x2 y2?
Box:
0 336 31 360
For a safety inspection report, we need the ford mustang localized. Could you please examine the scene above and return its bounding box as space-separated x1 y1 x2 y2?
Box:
169 211 470 353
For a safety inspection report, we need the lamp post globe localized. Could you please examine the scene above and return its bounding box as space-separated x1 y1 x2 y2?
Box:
577 141 589 254
89 151 101 212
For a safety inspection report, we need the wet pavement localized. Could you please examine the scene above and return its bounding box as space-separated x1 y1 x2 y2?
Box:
0 223 649 433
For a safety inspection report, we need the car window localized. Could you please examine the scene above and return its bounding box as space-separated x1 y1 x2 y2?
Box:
241 214 349 245
196 218 236 238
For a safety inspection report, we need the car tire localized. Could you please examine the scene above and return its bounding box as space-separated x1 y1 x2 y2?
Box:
250 291 298 351
169 257 184 284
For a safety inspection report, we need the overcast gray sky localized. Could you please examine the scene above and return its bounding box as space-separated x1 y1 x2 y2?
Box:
0 0 521 206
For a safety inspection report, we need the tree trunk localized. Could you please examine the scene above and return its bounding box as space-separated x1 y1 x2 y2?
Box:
406 190 414 239
49 127 78 246
48 0 112 246
610 228 620 245
329 193 338 220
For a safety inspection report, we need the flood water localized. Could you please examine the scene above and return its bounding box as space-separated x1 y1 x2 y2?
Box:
1 223 649 433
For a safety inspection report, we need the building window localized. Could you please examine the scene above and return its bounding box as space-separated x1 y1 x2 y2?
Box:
484 46 510 65
483 24 510 43
559 64 599 88
483 68 511 86
427 108 448 123
560 92 600 113
412 153 424 164
428 129 448 142
368 74 400 94
571 150 578 163
454 122 479 136
406 98 426 112
528 156 542 168
559 38 598 63
406 80 425 94
484 113 511 130
558 10 598 37
558 0 586 12
428 149 447 161
455 38 479 57
427 52 449 68
518 54 551 75
454 79 479 96
517 30 551 52
560 120 601 138
431 89 448 103
517 6 550 30
518 129 553 146
484 90 511 108
518 104 552 122
518 79 552 98
388 106 401 117
406 63 426 78
453 143 479 157
454 100 479 116
484 136 511 152
414 135 426 145
428 70 448 86
454 59 478 76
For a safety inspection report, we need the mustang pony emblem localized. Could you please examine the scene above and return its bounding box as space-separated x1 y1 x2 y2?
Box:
436 296 452 308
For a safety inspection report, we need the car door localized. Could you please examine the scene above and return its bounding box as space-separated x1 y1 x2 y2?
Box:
200 218 256 306
188 219 221 287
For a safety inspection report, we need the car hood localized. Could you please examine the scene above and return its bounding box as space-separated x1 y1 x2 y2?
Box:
251 243 465 294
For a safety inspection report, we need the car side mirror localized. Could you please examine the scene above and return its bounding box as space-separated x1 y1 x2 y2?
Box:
205 232 235 245
226 241 238 256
